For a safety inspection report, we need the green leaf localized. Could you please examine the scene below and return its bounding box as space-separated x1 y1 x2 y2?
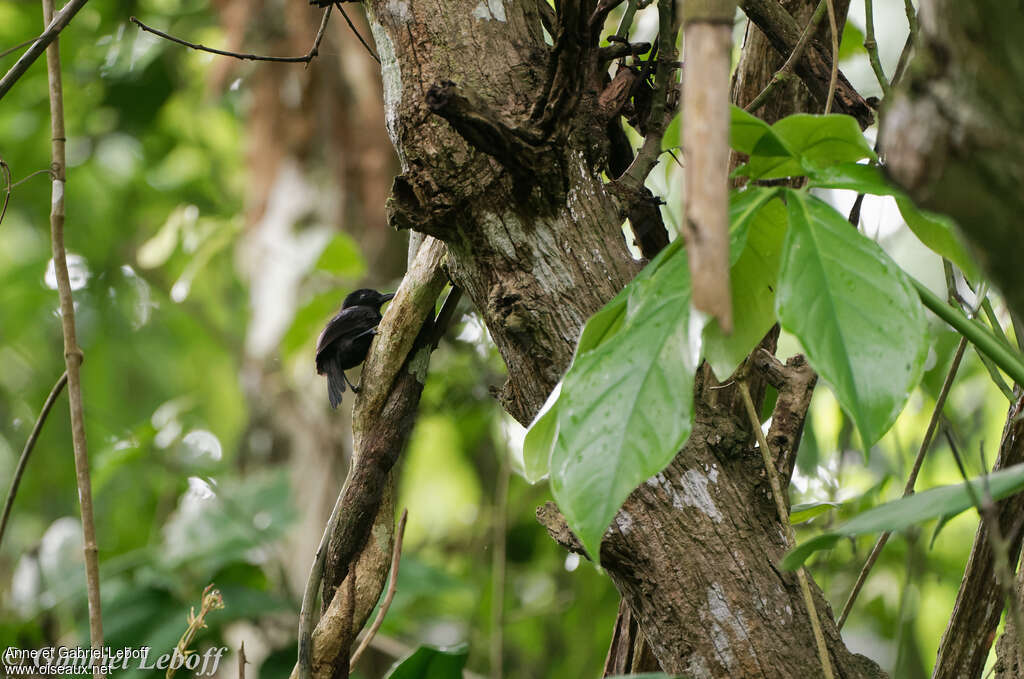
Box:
776 191 928 446
838 21 865 61
523 240 686 484
790 501 842 524
807 162 900 196
385 644 469 679
782 462 1024 569
521 385 560 483
703 191 787 378
750 114 876 180
549 241 700 562
896 197 979 280
730 105 778 156
315 232 367 277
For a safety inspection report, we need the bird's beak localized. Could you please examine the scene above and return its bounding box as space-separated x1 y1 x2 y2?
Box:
381 292 396 303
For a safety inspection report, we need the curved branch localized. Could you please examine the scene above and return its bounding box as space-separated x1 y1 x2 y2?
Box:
0 371 67 550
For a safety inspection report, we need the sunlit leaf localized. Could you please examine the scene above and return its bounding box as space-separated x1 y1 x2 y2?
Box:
776 190 928 446
790 501 842 524
749 114 876 180
549 241 700 561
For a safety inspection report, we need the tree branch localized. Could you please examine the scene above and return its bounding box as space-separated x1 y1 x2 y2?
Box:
737 0 873 127
0 0 89 101
681 0 735 331
129 10 334 64
42 0 104 664
0 371 67 550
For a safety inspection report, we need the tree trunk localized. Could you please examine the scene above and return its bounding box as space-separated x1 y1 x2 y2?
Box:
363 1 883 676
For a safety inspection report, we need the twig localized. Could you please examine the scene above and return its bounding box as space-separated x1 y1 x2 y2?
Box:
903 0 918 42
612 0 678 193
837 336 968 628
167 585 225 678
0 34 45 61
42 0 104 664
130 11 333 64
238 642 247 679
0 371 67 550
862 0 890 97
0 0 89 101
349 509 408 668
334 3 381 64
11 167 56 189
745 0 826 113
738 381 834 679
823 0 838 113
297 480 348 679
490 454 510 678
0 157 10 228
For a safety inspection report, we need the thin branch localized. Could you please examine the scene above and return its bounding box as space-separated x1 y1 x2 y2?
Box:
0 158 10 228
903 0 918 42
42 0 104 663
823 0 839 113
0 371 67 550
130 11 333 64
862 0 890 97
745 0 826 113
349 509 408 669
0 34 46 61
334 2 381 64
612 0 678 193
837 335 968 628
11 167 56 189
0 0 89 101
738 381 834 679
238 642 248 679
490 455 510 678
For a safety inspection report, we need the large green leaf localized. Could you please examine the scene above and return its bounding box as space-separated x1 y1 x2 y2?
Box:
730 105 780 156
776 191 928 446
385 644 468 679
749 114 876 180
549 241 700 561
807 162 899 196
522 240 686 484
896 197 979 280
807 163 979 279
703 190 787 378
782 462 1024 569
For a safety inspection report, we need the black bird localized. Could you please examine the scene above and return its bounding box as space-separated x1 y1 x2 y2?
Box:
315 289 395 408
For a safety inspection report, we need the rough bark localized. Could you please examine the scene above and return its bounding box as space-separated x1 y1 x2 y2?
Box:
363 1 883 676
882 0 1024 325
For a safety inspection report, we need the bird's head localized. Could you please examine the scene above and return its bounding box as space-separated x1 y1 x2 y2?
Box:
341 288 396 310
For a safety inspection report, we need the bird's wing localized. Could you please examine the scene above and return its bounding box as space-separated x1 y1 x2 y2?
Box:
315 306 381 357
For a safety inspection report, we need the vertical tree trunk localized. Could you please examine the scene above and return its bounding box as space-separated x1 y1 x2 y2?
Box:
363 1 883 676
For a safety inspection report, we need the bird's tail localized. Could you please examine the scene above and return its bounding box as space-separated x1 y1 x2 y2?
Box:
326 356 347 409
